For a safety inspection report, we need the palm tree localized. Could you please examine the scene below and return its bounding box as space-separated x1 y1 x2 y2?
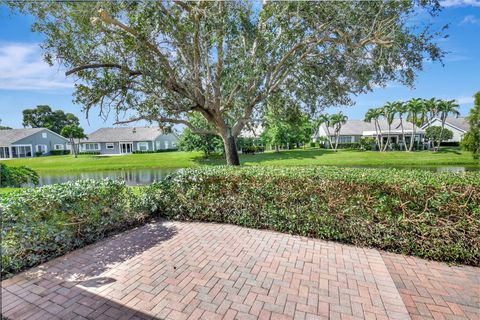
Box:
316 114 334 149
424 98 441 123
405 98 425 152
330 112 348 152
394 101 407 150
436 99 460 150
364 108 383 151
381 102 397 151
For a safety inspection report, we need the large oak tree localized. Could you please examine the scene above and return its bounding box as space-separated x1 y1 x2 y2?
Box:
9 1 445 165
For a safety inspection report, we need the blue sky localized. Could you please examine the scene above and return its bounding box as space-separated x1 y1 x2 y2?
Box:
0 1 479 133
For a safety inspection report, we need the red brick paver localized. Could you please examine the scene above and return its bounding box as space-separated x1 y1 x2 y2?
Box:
1 221 478 319
382 252 479 320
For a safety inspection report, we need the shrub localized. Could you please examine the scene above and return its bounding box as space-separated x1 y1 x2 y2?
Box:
144 167 480 266
78 151 101 155
0 179 149 277
34 151 43 157
241 146 265 154
50 150 70 156
132 148 178 154
0 163 39 187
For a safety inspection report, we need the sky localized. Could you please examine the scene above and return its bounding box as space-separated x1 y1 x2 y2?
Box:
0 1 479 133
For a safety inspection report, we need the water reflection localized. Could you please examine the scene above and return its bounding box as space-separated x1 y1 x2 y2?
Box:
32 165 478 187
36 168 180 187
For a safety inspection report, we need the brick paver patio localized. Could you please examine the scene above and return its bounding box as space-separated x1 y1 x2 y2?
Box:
1 221 478 320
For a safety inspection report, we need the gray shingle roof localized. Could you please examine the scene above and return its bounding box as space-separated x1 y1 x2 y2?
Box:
320 119 422 136
85 127 165 143
0 128 45 146
443 117 469 132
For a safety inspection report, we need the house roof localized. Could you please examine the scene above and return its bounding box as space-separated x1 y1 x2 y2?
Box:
320 119 422 136
84 127 166 143
0 128 45 146
422 117 469 132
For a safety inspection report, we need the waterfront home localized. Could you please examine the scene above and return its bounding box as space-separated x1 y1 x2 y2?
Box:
80 127 179 154
313 119 424 147
421 117 470 142
0 128 70 159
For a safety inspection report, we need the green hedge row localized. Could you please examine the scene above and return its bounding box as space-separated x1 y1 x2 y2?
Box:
0 163 39 187
132 149 178 154
0 180 150 277
1 167 479 278
142 167 480 266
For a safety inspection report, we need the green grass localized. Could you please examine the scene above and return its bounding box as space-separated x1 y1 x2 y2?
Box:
0 148 478 174
0 188 21 194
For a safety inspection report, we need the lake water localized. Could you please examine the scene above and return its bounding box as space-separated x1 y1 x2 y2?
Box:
36 168 181 186
32 165 479 187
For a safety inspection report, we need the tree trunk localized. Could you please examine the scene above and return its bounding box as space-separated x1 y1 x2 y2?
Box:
436 118 446 151
400 119 406 151
222 132 240 166
70 137 78 158
408 123 415 152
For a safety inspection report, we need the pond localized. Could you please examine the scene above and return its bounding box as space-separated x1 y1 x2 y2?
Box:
36 168 181 186
31 165 479 187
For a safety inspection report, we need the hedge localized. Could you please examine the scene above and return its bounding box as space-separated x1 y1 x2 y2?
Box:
132 149 178 154
0 163 39 187
141 167 480 266
0 180 150 277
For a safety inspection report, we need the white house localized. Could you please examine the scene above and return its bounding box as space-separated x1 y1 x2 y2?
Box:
80 127 179 154
421 117 470 142
313 119 424 147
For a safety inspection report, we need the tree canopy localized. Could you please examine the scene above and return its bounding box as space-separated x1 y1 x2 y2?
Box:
22 105 80 134
461 92 480 159
9 0 445 164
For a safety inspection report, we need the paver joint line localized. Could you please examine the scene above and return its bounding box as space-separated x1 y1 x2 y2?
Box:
1 221 478 320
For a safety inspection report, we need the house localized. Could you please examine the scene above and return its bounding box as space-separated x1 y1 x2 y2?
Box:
421 117 470 142
0 128 70 159
313 119 424 147
80 127 179 154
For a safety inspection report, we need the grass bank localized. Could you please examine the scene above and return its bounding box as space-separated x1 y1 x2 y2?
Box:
1 148 478 173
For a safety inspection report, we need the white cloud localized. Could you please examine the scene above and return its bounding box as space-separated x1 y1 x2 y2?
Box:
440 0 480 7
460 15 480 25
0 42 73 91
454 96 474 104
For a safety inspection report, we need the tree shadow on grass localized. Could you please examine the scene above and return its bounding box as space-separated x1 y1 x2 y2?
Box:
193 148 333 166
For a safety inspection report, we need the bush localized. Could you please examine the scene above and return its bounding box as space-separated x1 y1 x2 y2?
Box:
335 142 361 149
440 141 460 147
50 150 70 156
144 167 480 266
35 151 43 157
78 151 101 155
241 146 265 154
0 163 39 187
0 179 150 277
132 148 178 154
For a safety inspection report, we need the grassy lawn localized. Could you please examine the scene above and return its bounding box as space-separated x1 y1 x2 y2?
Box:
0 147 478 174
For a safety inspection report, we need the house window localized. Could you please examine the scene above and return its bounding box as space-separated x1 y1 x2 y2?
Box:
42 132 47 138
36 145 48 154
137 142 149 151
339 136 352 143
0 147 10 159
83 143 100 151
156 141 162 150
65 143 72 150
106 143 114 150
54 144 64 150
12 146 32 158
164 141 169 149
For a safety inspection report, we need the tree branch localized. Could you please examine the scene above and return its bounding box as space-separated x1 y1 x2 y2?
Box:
65 63 141 76
114 116 218 135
